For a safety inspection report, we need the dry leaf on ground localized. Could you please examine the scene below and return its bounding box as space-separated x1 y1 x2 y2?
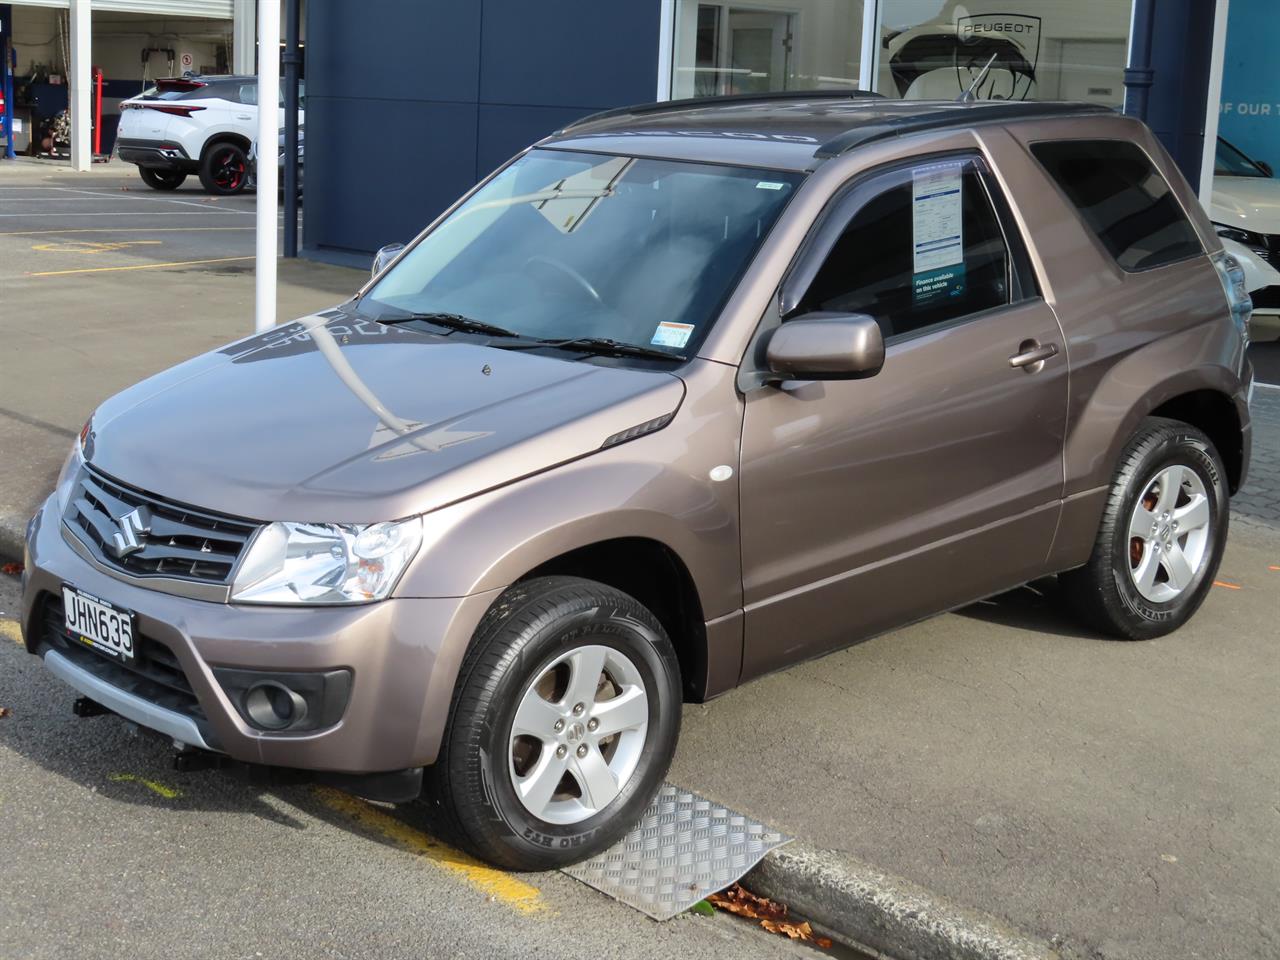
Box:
0 563 23 576
708 883 832 948
0 707 11 719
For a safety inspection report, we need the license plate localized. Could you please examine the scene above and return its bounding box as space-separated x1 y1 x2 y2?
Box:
62 585 135 662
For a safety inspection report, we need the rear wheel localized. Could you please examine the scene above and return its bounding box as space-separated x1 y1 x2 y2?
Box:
138 167 185 191
1061 417 1228 640
429 576 681 870
199 143 249 195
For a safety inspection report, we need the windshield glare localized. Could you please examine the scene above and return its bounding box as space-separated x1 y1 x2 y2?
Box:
1216 138 1267 178
363 149 801 356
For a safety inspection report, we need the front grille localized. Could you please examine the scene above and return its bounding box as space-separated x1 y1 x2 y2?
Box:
41 594 207 725
63 464 257 585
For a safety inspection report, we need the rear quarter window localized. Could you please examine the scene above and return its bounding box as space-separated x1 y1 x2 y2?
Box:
1030 139 1203 272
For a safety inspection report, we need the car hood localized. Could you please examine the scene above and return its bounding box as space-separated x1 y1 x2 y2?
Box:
87 313 686 523
1210 176 1280 233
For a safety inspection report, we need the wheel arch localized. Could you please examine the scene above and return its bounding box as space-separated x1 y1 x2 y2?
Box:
1148 389 1244 493
199 131 252 163
517 537 711 702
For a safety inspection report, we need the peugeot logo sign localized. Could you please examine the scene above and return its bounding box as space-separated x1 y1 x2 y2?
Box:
110 506 152 558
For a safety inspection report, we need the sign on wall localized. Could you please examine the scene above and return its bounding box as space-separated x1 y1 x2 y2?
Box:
1218 0 1280 170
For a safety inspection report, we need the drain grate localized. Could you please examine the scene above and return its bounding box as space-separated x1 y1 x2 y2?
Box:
562 783 791 920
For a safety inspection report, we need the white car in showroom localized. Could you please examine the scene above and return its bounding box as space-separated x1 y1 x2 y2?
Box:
1211 136 1280 337
116 75 301 196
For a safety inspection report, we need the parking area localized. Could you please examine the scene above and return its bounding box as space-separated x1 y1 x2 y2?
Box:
0 160 260 284
2 157 1280 960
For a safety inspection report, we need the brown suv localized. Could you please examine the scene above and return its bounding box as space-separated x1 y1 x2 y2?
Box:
19 94 1254 870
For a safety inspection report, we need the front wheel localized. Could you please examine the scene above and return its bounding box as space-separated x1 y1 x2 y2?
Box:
138 167 185 190
429 576 681 870
1061 417 1229 640
199 143 249 195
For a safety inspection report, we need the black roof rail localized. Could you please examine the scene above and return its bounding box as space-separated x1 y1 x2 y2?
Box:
557 88 886 135
814 100 1117 159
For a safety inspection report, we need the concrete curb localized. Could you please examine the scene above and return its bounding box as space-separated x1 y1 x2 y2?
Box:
0 513 25 565
745 842 1062 960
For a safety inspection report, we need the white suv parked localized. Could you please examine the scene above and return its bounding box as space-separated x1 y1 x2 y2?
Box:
116 75 301 196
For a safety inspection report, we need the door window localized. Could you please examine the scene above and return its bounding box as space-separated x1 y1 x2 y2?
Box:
794 157 1022 342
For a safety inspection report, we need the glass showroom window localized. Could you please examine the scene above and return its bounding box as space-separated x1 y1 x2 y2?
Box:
877 1 1131 107
671 1 866 99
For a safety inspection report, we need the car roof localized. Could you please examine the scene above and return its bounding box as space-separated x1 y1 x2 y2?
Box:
542 93 1117 172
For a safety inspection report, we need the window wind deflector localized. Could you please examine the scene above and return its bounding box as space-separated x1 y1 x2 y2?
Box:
374 311 521 339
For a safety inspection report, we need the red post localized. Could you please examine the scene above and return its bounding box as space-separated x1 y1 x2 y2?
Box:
93 67 103 156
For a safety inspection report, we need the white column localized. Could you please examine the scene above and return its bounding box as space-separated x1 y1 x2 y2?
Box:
69 0 92 171
254 0 280 332
1199 0 1230 207
656 0 674 100
859 0 879 93
233 0 256 75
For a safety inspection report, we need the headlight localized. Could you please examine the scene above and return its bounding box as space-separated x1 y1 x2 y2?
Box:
231 517 423 605
55 417 90 512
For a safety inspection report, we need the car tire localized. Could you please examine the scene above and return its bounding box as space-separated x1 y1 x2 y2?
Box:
1061 417 1228 640
199 142 249 195
428 576 681 870
138 167 186 191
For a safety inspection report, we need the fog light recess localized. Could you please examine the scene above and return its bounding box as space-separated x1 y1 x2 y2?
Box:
243 682 308 731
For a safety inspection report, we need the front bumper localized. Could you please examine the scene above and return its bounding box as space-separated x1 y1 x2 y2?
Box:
21 496 500 774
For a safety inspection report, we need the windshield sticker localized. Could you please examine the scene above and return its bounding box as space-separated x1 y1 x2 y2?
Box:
651 321 695 349
911 162 966 305
756 181 786 190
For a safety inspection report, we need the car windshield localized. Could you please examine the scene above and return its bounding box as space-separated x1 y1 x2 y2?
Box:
360 149 802 358
1216 138 1267 177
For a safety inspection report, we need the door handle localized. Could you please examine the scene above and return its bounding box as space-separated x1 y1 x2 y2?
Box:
1008 340 1058 372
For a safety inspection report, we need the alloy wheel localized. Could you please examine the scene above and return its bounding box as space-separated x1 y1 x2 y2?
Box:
1127 464 1212 603
508 644 649 825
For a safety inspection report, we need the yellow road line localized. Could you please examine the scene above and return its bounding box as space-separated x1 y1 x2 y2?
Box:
108 773 184 800
0 620 23 645
0 227 255 236
30 255 255 277
313 786 547 915
1213 580 1242 590
1270 565 1280 572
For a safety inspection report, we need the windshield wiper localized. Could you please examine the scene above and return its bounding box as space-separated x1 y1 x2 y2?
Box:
512 336 685 362
376 311 521 338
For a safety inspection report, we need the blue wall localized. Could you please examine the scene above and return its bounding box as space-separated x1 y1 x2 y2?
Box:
1218 0 1280 171
303 0 662 261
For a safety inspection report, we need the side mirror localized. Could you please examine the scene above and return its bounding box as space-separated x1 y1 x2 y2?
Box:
765 313 885 381
371 242 406 278
1257 160 1274 178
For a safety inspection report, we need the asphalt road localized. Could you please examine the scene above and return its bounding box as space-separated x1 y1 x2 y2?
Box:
0 574 840 960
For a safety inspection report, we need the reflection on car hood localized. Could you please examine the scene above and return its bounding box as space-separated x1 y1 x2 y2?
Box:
87 313 686 523
1210 176 1280 233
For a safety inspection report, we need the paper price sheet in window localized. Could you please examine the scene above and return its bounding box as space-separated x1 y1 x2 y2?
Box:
911 161 967 306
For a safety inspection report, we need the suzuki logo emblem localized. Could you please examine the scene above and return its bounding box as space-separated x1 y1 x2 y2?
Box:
110 506 152 558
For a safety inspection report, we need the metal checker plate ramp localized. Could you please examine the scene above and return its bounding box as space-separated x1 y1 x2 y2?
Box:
562 783 791 920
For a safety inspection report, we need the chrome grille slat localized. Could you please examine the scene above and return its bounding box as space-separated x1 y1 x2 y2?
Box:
63 464 258 586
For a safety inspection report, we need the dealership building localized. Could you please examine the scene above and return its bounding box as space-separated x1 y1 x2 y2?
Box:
3 1 1276 268
297 0 1272 266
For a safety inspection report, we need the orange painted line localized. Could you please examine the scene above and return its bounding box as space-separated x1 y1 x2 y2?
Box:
1269 566 1280 572
1213 580 1242 590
